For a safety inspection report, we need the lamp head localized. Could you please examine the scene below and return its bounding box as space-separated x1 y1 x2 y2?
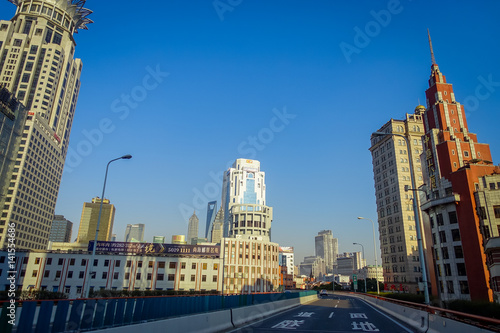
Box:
372 132 387 137
121 154 132 160
357 217 363 220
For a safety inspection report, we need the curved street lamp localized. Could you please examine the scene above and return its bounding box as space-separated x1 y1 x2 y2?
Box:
353 242 367 293
84 154 132 298
372 131 430 305
357 217 380 295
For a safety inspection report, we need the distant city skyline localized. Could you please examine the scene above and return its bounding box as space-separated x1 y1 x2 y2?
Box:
1 2 499 264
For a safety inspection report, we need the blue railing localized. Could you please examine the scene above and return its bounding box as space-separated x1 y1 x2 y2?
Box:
0 291 316 332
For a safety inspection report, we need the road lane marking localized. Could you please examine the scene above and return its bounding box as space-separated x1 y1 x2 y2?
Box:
355 297 414 333
329 312 334 318
335 305 338 308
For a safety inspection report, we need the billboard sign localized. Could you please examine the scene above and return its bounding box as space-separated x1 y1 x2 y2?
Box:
88 241 220 257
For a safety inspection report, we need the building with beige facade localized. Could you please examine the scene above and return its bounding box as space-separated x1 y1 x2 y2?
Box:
369 107 426 293
0 1 91 250
76 197 115 244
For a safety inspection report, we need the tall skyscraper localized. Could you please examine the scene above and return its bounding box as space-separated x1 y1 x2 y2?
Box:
315 230 337 274
187 211 199 244
0 84 26 202
49 215 72 242
205 201 217 238
419 34 497 302
210 207 223 244
124 223 144 242
221 158 272 241
369 108 426 293
76 197 115 244
0 1 92 249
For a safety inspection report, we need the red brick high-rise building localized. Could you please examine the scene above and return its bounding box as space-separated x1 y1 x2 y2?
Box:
420 32 497 302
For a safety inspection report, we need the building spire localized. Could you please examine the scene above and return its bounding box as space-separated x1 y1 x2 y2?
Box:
427 29 437 65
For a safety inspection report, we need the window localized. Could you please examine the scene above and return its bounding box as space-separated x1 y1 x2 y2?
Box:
67 271 73 278
451 229 461 242
202 275 207 282
169 262 176 269
125 272 130 280
478 207 487 219
77 286 82 294
213 263 218 270
93 259 98 267
114 272 119 280
35 257 41 264
459 281 469 294
442 247 449 260
444 264 452 276
157 273 164 281
149 261 154 268
158 261 165 269
436 214 444 226
136 273 141 280
448 211 458 224
447 281 455 294
181 262 186 269
192 263 196 269
69 258 75 265
439 231 447 243
494 206 500 218
138 261 143 268
65 286 70 294
147 273 152 280
115 260 121 267
32 270 37 277
454 246 464 258
202 263 207 270
47 258 52 265
104 260 109 267
79 271 84 279
213 275 218 282
168 274 175 281
191 275 196 282
180 274 185 281
44 270 50 278
126 260 132 268
464 151 469 157
457 263 466 276
102 272 107 279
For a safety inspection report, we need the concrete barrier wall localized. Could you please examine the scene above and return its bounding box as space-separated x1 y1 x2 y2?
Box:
94 293 318 333
98 310 234 333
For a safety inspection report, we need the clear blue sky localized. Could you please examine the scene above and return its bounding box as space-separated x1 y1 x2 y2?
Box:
2 1 500 265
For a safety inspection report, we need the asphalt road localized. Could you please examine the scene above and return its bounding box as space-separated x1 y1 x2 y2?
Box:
228 293 416 332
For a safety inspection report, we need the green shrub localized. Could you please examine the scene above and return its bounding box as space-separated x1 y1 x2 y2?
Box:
446 299 500 319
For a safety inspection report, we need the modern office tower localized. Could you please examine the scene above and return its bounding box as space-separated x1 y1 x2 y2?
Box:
124 223 145 242
336 252 363 276
76 197 115 244
187 211 199 244
152 236 165 243
419 35 497 302
210 207 223 243
299 256 326 278
0 2 92 250
49 215 72 242
205 201 217 238
221 158 273 241
0 85 26 208
369 107 426 293
315 230 337 273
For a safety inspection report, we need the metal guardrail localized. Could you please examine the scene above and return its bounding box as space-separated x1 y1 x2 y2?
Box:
356 292 500 332
0 291 317 333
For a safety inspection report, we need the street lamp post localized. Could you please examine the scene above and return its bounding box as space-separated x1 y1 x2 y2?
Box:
353 242 367 293
357 217 380 295
84 154 132 298
373 131 430 305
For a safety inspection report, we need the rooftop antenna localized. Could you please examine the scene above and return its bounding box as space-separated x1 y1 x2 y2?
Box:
427 29 437 65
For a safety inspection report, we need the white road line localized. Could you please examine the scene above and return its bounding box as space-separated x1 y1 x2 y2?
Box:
329 312 334 318
356 297 414 333
334 305 337 308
